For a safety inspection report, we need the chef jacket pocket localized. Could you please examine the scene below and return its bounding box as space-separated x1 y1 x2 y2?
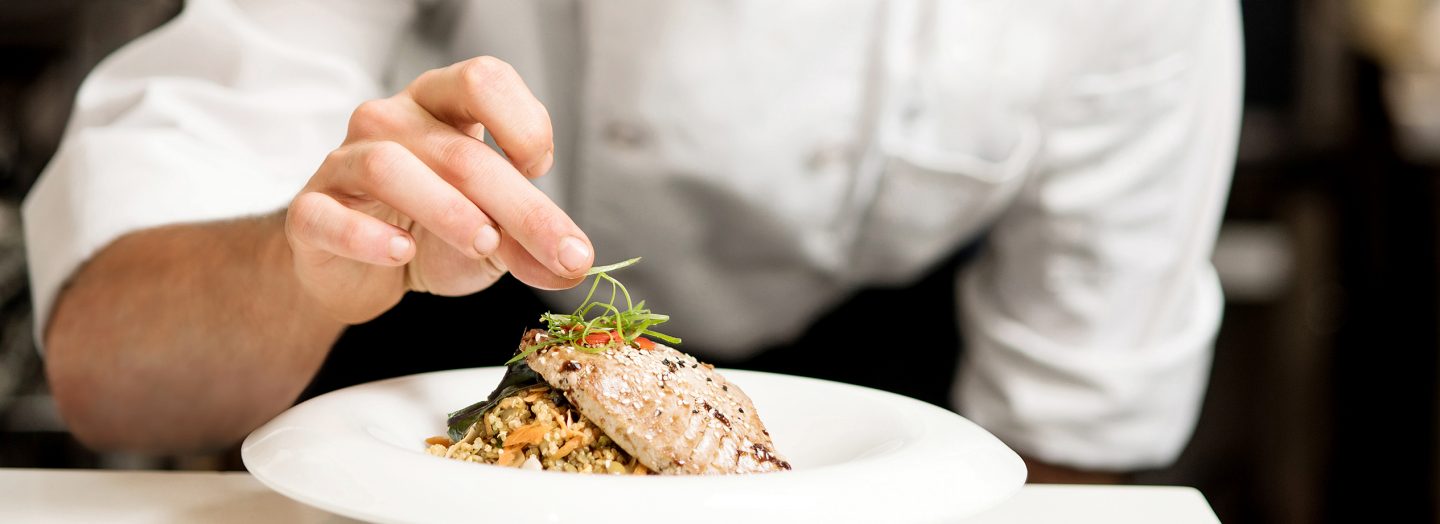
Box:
850 119 1038 282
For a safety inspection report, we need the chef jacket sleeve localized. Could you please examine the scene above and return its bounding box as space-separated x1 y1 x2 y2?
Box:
954 0 1243 470
22 0 419 344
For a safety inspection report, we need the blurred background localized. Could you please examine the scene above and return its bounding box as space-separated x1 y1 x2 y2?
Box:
1 1 1438 522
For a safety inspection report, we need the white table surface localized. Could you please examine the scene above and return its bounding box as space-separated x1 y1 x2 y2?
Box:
0 468 1220 523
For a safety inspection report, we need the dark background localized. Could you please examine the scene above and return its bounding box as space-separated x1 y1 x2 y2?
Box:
2 1 1438 522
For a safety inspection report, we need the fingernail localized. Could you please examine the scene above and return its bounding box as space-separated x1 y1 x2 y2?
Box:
557 236 590 273
473 224 499 256
527 149 554 178
388 235 411 261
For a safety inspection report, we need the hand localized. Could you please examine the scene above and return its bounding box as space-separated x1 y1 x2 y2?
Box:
285 56 593 324
1023 456 1131 484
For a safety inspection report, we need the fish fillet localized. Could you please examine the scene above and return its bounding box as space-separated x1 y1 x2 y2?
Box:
522 329 790 474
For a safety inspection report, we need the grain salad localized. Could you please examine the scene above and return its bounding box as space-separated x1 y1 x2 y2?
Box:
426 384 652 474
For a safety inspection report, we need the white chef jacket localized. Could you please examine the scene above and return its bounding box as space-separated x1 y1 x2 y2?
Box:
22 0 1242 470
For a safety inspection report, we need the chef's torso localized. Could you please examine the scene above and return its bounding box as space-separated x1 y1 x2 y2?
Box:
406 0 1051 353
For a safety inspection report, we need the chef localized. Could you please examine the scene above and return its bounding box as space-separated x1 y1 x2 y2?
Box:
23 0 1241 481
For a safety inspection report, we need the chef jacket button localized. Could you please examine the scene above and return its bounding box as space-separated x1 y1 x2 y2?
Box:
601 120 650 149
901 101 923 125
806 143 855 172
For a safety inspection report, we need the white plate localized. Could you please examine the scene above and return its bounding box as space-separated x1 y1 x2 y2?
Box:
243 368 1026 523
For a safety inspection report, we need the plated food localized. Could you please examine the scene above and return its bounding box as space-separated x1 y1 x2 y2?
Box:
245 367 1027 522
427 258 789 475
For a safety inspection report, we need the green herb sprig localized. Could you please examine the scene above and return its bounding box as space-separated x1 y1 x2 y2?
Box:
504 257 679 365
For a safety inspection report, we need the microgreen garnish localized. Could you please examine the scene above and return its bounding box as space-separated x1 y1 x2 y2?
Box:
504 257 679 365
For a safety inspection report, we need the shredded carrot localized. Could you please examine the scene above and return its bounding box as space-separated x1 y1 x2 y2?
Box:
503 423 548 449
498 448 519 467
554 437 583 459
424 435 453 447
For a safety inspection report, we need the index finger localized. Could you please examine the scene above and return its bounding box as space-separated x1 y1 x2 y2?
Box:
407 56 555 178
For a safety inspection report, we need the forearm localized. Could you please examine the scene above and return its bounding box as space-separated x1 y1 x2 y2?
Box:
44 211 345 453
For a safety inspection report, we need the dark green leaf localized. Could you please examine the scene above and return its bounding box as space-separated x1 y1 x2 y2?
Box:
444 361 545 441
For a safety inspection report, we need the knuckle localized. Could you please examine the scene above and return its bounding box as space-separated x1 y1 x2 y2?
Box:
286 193 328 243
338 223 368 256
513 117 554 158
357 141 407 187
337 218 369 255
347 99 399 138
435 137 502 186
434 136 480 175
322 148 348 170
412 67 444 89
445 144 506 190
516 198 565 240
432 196 477 236
460 55 517 91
